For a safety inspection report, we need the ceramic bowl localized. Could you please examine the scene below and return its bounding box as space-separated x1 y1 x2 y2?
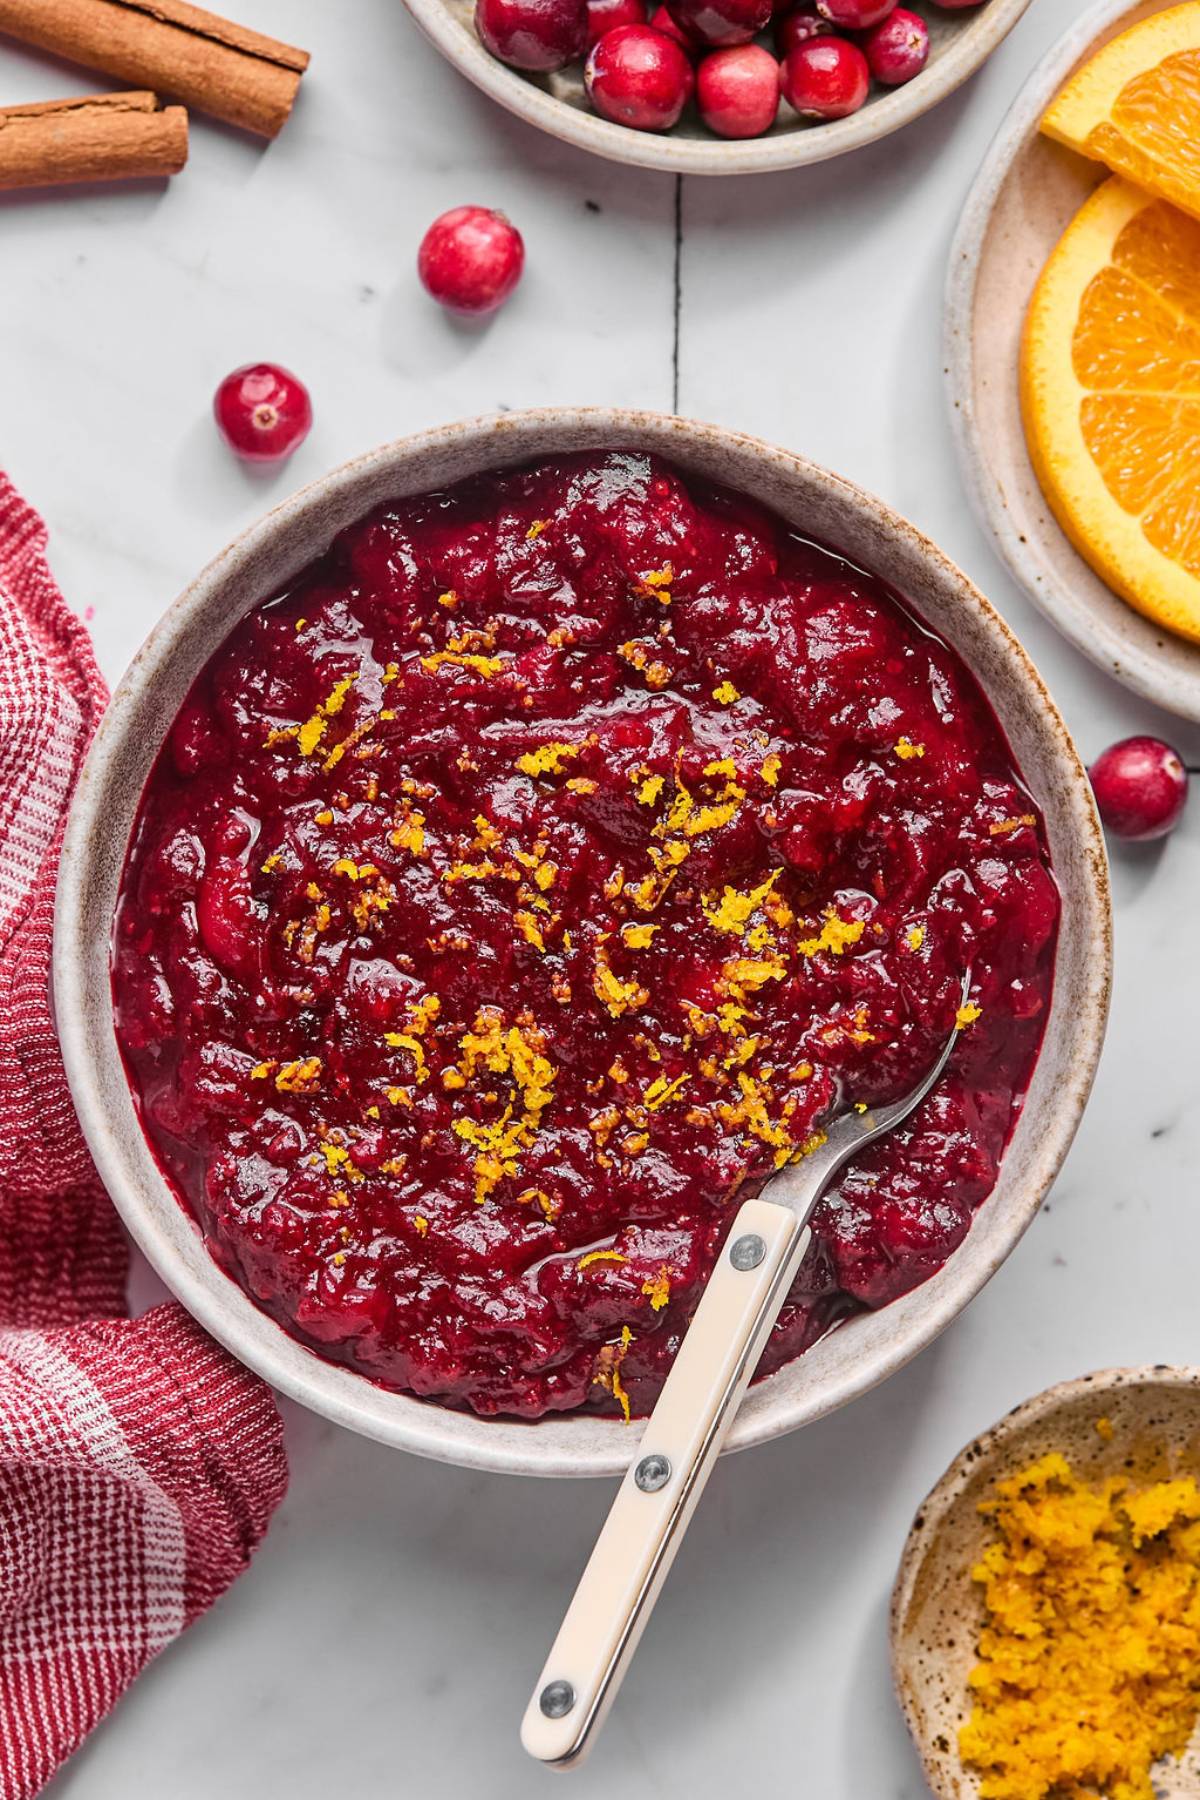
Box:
945 0 1200 721
401 0 1032 176
891 1366 1200 1797
54 406 1111 1478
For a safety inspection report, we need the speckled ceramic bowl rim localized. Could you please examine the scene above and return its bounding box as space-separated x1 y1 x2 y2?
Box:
54 407 1111 1478
400 0 1032 177
943 0 1200 719
889 1365 1200 1796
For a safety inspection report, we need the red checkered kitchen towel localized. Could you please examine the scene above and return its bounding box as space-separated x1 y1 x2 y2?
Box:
0 476 287 1798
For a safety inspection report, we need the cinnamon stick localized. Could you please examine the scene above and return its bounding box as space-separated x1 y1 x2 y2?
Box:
0 90 187 190
0 0 309 139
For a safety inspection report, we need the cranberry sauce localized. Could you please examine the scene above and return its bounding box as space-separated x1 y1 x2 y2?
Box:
113 452 1058 1420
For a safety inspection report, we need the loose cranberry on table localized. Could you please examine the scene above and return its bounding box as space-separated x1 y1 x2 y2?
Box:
587 0 647 39
781 35 869 118
475 0 587 68
865 6 928 84
417 206 525 316
212 364 312 464
815 0 895 25
1088 736 1189 841
585 24 695 130
664 0 772 48
697 45 781 137
774 4 831 55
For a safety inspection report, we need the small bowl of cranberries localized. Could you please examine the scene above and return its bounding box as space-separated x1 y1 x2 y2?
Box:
401 0 1030 173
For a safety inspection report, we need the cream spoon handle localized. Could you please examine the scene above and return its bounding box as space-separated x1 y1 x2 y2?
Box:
520 1195 809 1769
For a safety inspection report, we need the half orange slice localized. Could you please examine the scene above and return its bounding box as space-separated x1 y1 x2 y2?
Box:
1042 3 1200 223
1021 175 1200 644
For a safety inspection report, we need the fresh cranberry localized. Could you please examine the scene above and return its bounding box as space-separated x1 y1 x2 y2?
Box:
474 0 587 69
649 2 696 47
648 2 693 45
664 0 772 47
1088 736 1189 841
587 0 647 41
865 5 928 82
213 364 312 464
696 45 780 136
585 24 695 129
417 206 525 317
781 36 869 117
774 4 831 54
816 0 895 23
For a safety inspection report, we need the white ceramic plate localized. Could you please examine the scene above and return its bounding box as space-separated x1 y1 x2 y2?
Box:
54 407 1110 1477
945 0 1200 722
402 0 1032 176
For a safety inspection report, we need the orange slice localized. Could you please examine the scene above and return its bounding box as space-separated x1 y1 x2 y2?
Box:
1042 3 1200 223
1021 175 1200 644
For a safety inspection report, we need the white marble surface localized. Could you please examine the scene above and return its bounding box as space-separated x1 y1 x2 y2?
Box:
3 0 1197 1793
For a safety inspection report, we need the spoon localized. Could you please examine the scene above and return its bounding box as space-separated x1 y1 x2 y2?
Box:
521 985 969 1768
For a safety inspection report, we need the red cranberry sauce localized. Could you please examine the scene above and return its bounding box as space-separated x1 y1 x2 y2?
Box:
113 453 1058 1421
